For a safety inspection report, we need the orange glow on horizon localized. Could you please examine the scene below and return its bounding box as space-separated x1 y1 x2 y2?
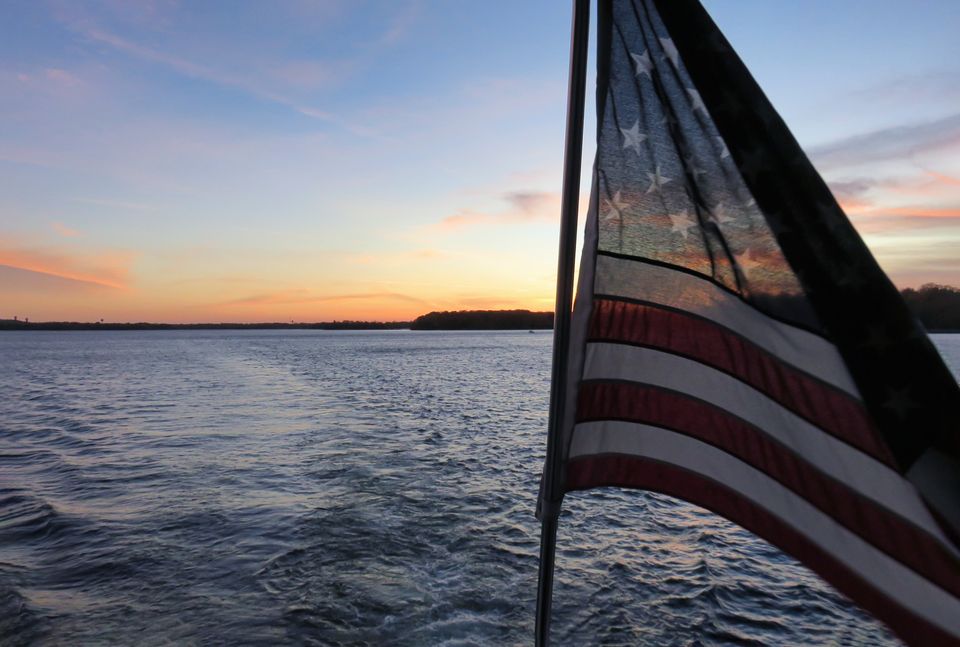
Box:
0 259 556 323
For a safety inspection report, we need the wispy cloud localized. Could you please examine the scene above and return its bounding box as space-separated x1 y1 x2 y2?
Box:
346 249 449 264
43 67 82 87
52 1 423 133
3 65 91 103
10 67 81 88
451 295 537 309
50 222 81 237
828 179 876 214
809 112 960 170
0 238 134 289
846 70 960 107
222 290 428 307
366 0 422 49
434 191 561 232
851 214 960 235
72 197 157 211
270 60 343 91
874 207 960 218
75 25 341 124
926 169 960 186
828 170 960 218
0 263 113 292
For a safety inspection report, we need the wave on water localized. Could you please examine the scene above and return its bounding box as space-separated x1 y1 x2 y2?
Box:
1 330 941 644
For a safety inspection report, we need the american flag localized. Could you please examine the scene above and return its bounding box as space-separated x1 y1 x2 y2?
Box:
541 1 960 643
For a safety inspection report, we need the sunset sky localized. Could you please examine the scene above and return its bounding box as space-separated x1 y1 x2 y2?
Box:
2 0 958 323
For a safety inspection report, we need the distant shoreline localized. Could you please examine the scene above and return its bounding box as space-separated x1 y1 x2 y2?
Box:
0 321 411 331
1 323 954 333
0 309 559 332
3 302 957 333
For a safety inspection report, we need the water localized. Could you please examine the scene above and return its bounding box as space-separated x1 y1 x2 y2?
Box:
0 331 956 645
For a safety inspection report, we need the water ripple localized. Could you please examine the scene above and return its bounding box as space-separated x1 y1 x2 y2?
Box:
1 330 946 644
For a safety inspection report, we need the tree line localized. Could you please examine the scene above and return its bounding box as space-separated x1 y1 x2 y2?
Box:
900 284 960 331
2 285 957 332
410 285 960 332
410 309 553 330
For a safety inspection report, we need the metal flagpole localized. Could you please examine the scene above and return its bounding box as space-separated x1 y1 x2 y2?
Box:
535 0 591 645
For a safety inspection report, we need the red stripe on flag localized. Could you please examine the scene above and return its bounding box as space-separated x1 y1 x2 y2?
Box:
575 382 960 599
566 454 957 646
588 298 894 465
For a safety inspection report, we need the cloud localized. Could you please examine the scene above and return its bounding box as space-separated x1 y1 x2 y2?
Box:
506 191 557 215
827 179 882 214
0 239 134 289
926 170 960 186
3 65 90 101
69 23 342 125
53 2 422 134
861 232 960 288
874 207 960 218
434 191 561 231
222 290 428 307
451 295 534 309
368 0 422 48
846 70 960 107
809 112 960 170
827 179 874 200
44 67 82 87
271 60 343 90
73 197 157 211
101 0 182 25
0 263 113 293
828 171 960 217
50 222 81 237
347 249 449 264
851 213 960 235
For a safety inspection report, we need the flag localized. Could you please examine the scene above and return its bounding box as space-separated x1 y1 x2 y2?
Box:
540 1 960 643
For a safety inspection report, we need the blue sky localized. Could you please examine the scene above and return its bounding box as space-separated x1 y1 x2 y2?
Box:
1 0 958 322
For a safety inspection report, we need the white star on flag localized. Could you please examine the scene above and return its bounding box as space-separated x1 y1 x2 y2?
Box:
660 38 679 67
709 203 735 225
602 191 629 223
683 154 707 180
687 88 706 114
645 165 671 194
715 135 730 159
735 249 762 275
620 121 647 155
669 212 698 239
630 50 652 78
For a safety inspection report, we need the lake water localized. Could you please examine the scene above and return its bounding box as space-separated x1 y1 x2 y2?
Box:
1 331 956 645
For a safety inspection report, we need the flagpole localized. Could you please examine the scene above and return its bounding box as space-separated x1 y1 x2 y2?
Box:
536 0 591 645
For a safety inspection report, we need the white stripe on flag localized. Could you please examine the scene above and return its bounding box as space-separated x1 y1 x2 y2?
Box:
594 254 859 396
580 343 953 548
568 423 960 635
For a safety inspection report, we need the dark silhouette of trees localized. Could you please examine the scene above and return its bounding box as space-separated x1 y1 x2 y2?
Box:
901 284 960 331
410 310 553 330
